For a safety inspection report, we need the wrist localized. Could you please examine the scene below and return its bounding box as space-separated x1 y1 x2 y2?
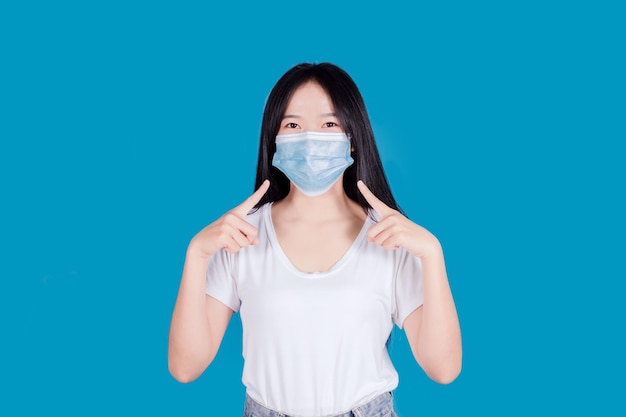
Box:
186 238 216 261
416 238 443 262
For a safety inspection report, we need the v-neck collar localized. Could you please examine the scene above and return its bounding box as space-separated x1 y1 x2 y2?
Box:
263 202 372 278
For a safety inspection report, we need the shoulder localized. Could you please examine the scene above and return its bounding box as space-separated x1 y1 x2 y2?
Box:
244 202 270 228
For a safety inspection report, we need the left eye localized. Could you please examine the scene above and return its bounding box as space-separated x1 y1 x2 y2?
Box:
324 122 338 127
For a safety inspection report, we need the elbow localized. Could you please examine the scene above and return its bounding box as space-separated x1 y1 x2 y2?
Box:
427 360 462 385
168 354 214 384
167 340 217 383
169 367 198 384
431 367 461 385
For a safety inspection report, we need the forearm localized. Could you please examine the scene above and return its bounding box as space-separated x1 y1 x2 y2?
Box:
168 247 213 381
414 250 462 383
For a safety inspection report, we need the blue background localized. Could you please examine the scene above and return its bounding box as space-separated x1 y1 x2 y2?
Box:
2 1 624 415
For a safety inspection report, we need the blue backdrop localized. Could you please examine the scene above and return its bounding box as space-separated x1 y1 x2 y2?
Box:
2 1 624 415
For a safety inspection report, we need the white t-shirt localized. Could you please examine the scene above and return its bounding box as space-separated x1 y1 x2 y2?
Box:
206 202 423 417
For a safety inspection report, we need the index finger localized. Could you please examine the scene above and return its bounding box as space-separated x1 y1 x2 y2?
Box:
233 179 270 216
357 180 393 216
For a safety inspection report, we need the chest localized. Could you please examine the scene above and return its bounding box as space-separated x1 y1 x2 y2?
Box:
235 225 399 331
273 221 362 274
237 244 397 334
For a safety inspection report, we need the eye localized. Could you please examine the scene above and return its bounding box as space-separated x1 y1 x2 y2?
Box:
284 122 299 129
324 122 339 128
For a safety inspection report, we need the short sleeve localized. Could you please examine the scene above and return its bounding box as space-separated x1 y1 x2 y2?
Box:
392 249 424 328
206 249 241 313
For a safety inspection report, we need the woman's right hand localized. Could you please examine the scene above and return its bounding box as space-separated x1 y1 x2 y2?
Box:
188 179 270 258
169 181 270 382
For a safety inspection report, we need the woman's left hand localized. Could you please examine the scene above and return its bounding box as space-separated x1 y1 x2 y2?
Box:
357 180 442 259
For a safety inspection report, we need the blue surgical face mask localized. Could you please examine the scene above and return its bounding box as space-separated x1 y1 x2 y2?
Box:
272 131 354 197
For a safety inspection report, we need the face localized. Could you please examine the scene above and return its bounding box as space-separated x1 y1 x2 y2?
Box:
278 81 344 135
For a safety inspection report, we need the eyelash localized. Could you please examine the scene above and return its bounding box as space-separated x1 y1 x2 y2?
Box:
284 122 339 128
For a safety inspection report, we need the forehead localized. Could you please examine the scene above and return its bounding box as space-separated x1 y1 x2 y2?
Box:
285 81 335 112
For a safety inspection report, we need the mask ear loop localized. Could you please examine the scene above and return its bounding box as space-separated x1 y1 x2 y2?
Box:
347 133 354 153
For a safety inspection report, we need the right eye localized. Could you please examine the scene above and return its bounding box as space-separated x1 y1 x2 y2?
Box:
284 122 299 129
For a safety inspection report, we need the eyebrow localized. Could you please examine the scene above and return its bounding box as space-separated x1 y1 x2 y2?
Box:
282 112 337 120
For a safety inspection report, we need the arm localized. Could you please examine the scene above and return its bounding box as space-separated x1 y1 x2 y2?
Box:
167 180 270 383
167 247 234 383
402 247 462 384
357 181 462 384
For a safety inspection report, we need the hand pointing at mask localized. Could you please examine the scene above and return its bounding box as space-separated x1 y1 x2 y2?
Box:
357 180 442 259
188 180 270 258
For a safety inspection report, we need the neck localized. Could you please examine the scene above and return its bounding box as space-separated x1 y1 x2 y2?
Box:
275 181 365 222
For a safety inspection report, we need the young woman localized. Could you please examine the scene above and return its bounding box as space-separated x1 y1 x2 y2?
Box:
168 63 462 417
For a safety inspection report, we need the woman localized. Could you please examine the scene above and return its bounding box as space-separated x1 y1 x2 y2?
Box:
168 63 462 417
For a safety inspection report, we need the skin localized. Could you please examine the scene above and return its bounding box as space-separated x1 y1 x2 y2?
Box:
167 81 462 385
357 180 462 383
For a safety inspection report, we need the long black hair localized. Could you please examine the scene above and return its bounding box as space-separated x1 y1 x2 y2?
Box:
253 62 403 216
